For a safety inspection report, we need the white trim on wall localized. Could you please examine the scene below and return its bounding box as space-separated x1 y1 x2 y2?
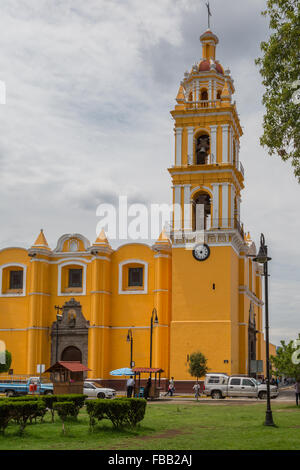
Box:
118 259 148 295
57 261 87 296
0 263 27 297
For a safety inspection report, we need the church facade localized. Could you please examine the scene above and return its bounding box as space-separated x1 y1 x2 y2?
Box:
0 29 273 389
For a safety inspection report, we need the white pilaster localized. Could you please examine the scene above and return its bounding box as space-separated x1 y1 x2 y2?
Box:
237 196 241 222
196 81 200 102
230 184 236 227
236 140 240 168
212 183 220 228
213 79 217 100
210 125 218 164
231 128 234 164
187 127 194 165
175 128 183 166
174 185 182 231
183 185 191 230
209 80 212 101
222 183 229 227
221 124 229 163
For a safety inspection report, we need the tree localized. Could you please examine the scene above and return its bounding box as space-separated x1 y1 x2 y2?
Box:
0 350 12 374
270 334 300 380
188 351 209 381
256 0 300 181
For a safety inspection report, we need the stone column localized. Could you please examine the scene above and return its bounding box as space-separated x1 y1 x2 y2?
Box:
222 124 229 163
210 125 218 164
183 185 191 230
187 127 194 165
222 183 229 228
212 184 220 228
173 185 182 231
175 128 183 166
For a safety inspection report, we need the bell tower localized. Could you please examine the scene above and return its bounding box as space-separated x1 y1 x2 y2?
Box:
168 29 250 381
169 29 244 238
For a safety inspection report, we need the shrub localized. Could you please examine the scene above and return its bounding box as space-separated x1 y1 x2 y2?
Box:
56 394 87 417
9 401 46 435
40 395 57 423
0 402 15 434
86 400 106 431
126 398 147 427
85 398 147 429
53 401 76 434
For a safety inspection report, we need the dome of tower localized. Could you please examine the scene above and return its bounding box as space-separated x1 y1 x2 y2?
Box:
198 58 224 75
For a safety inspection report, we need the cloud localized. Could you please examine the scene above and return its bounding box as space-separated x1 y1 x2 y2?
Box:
0 0 298 345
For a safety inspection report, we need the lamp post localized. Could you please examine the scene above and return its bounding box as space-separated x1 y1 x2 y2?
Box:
54 306 63 363
126 329 133 368
253 233 275 427
150 308 159 368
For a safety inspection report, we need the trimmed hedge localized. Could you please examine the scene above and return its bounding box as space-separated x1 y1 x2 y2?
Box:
86 398 146 429
0 402 15 434
5 400 46 435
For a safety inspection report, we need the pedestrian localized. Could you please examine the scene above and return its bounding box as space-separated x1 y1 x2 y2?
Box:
165 377 175 397
144 376 152 400
295 380 300 406
193 381 201 400
126 375 135 398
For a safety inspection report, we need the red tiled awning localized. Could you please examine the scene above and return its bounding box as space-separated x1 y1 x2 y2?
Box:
45 361 91 373
132 367 164 373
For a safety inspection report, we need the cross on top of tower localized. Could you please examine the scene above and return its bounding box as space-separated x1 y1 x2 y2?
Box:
205 1 212 29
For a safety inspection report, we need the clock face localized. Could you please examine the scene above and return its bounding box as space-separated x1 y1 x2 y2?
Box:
193 243 210 261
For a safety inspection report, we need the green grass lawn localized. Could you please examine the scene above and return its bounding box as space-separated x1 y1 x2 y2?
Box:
0 402 299 450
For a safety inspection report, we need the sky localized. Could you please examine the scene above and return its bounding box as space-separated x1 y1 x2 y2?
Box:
0 0 299 346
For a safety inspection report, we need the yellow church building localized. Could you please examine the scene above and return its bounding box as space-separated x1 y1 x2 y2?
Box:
0 29 274 390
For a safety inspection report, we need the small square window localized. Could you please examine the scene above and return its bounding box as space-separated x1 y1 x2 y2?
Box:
128 267 143 287
68 269 82 288
9 270 23 290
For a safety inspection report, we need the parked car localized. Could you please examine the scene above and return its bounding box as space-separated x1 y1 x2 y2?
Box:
203 373 279 400
83 381 116 399
0 376 53 397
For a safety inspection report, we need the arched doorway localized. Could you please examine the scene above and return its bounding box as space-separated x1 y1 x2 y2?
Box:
61 346 82 362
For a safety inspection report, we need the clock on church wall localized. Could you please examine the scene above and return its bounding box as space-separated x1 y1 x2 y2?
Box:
192 243 210 261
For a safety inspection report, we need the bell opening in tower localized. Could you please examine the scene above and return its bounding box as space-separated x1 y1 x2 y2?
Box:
192 192 211 231
196 134 210 165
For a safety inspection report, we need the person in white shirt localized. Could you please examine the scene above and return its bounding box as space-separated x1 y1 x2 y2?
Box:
126 376 135 398
193 382 201 400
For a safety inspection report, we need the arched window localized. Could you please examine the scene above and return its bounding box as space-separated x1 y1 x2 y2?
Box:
217 90 222 100
0 264 26 296
58 261 87 296
119 259 148 295
192 192 211 231
195 134 210 165
188 92 193 101
201 89 208 101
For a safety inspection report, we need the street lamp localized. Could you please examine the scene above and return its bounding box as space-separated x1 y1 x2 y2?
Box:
126 329 133 368
150 308 159 368
54 306 63 363
253 233 275 427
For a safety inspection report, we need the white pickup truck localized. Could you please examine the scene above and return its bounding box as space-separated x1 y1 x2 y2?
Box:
203 373 279 400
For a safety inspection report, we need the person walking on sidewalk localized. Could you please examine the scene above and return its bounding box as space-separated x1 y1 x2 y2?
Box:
193 381 201 400
126 375 135 398
165 377 175 397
